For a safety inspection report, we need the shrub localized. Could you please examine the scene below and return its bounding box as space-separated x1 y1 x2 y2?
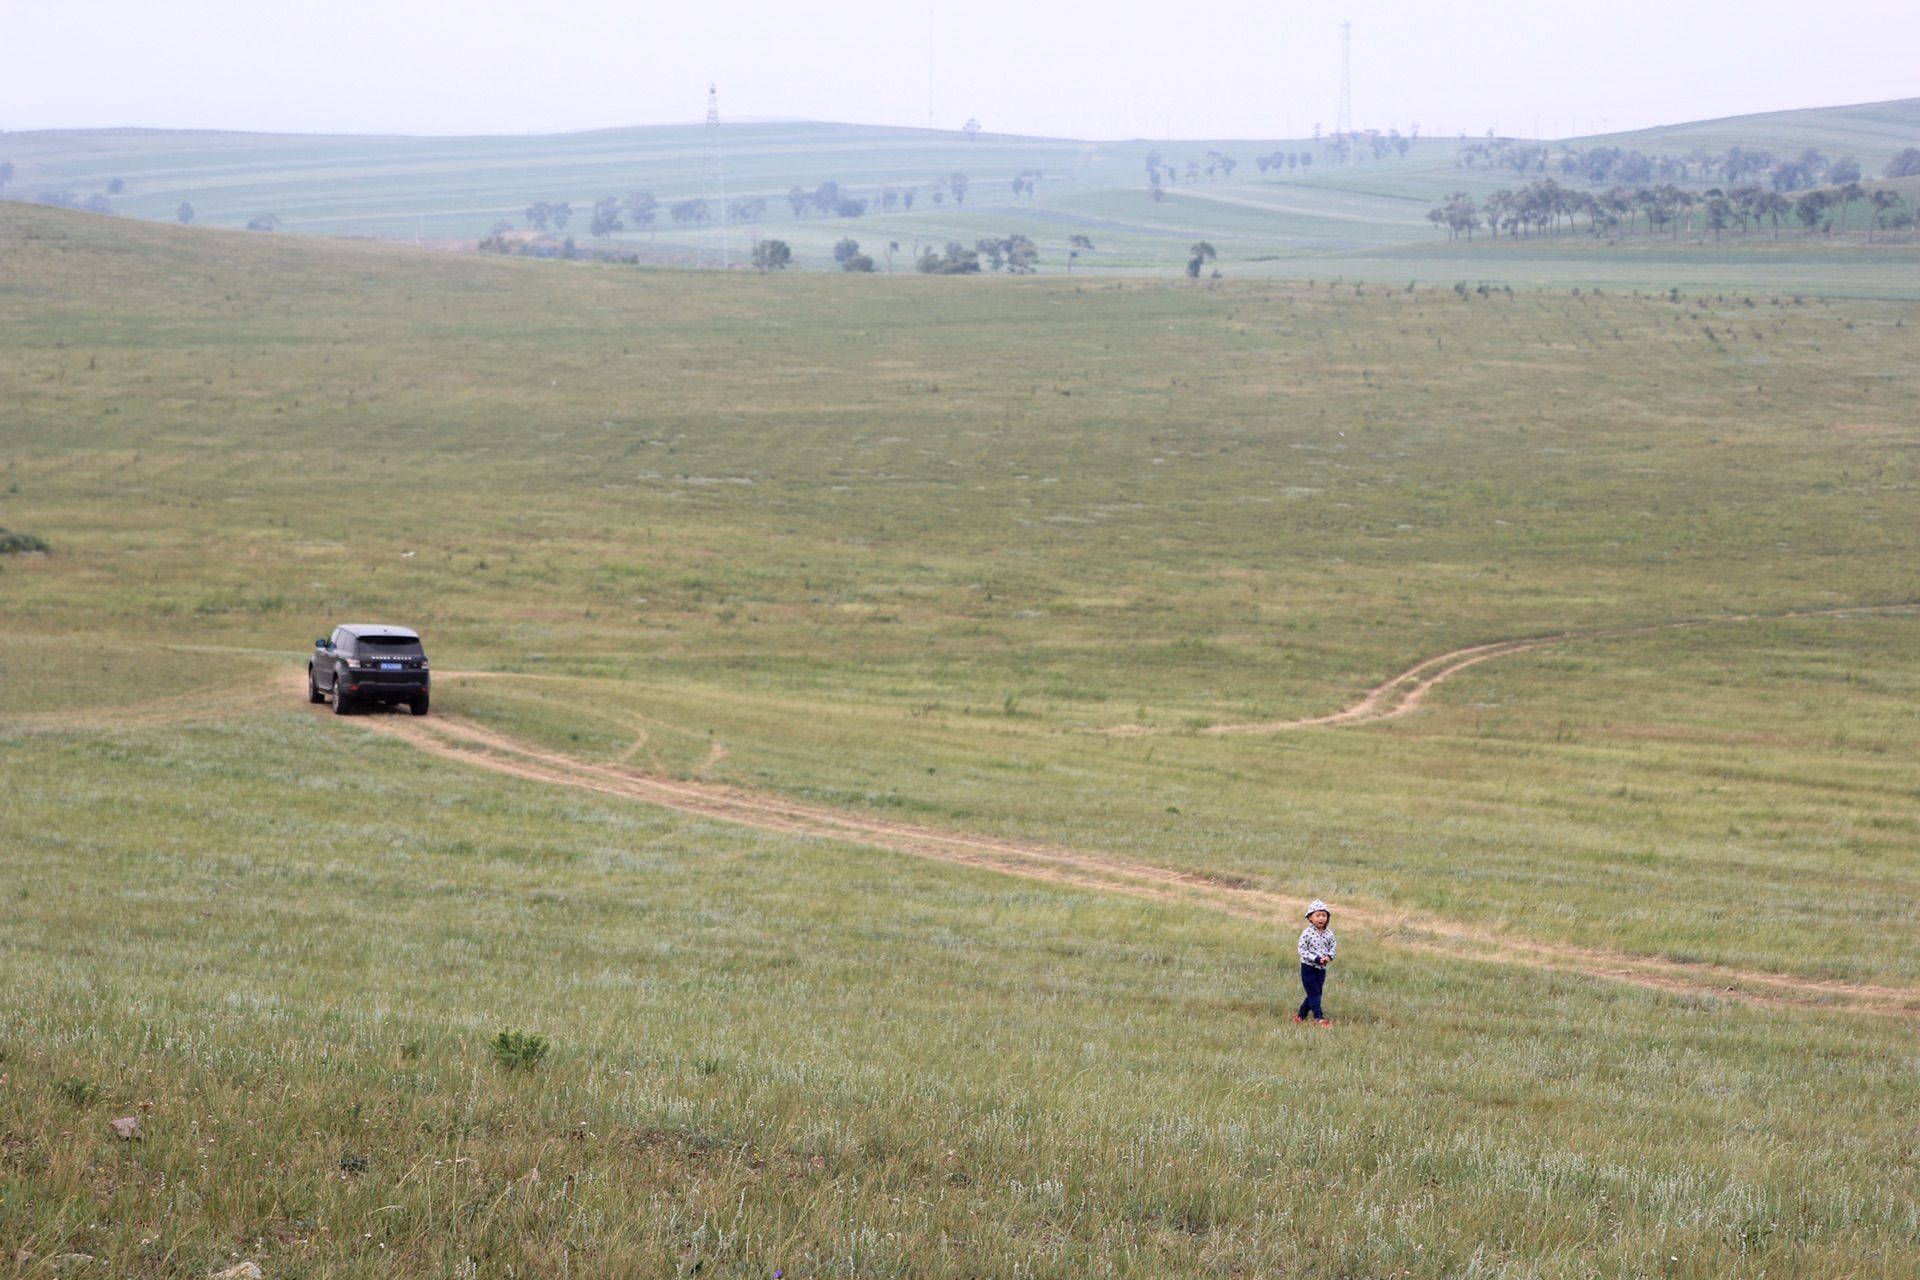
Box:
490 1030 550 1071
56 1077 104 1106
0 529 48 555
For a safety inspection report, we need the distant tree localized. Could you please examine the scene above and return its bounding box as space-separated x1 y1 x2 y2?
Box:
628 191 658 237
670 197 709 224
81 193 114 214
1391 129 1410 159
1185 160 1201 182
1834 181 1865 232
1828 156 1862 185
1069 233 1094 251
246 213 281 231
490 219 514 236
787 184 811 218
1011 169 1042 197
1794 189 1830 231
176 201 195 225
916 241 980 274
729 196 767 224
1704 194 1731 240
1885 148 1920 178
881 188 899 212
974 234 1038 273
811 181 841 216
752 238 793 271
901 187 917 211
1868 188 1905 242
550 202 573 231
949 172 969 205
834 197 868 218
1752 188 1791 238
36 189 77 208
833 237 862 264
886 240 900 271
963 118 982 140
590 196 624 237
1426 190 1480 240
525 201 551 231
1771 157 1814 193
1186 241 1216 278
105 177 124 194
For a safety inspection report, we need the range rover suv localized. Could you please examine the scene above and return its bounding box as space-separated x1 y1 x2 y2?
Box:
309 624 430 716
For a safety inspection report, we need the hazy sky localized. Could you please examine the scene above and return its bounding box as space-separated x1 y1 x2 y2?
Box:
8 0 1916 140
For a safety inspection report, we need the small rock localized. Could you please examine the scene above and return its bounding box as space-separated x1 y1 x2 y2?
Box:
110 1116 142 1140
211 1263 263 1280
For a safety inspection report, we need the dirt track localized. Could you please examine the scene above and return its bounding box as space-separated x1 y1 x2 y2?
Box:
1104 603 1919 736
311 678 1918 1018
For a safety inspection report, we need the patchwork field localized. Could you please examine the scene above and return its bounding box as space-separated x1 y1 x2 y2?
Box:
3 96 1918 291
2 202 1918 1277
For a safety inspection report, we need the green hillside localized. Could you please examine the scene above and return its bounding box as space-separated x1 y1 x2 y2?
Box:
5 201 1920 1276
4 98 1917 292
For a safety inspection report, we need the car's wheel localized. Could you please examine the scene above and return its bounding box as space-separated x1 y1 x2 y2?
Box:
332 674 353 715
308 666 325 704
410 693 430 717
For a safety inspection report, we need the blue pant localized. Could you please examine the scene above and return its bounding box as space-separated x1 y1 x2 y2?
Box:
1297 962 1327 1019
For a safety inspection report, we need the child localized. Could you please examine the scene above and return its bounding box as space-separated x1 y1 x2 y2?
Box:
1295 899 1336 1026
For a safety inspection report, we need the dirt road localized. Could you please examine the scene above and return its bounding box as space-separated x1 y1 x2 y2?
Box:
1107 603 1918 736
325 687 1917 1017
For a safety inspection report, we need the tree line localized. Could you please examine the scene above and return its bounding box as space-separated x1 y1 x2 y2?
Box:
740 233 1101 275
1460 139 1920 194
1428 177 1913 242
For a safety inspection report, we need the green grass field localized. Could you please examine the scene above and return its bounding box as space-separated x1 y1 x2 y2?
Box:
4 96 1918 291
3 202 1919 1277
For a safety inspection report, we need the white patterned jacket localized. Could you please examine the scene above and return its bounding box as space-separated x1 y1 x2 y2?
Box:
1298 923 1337 966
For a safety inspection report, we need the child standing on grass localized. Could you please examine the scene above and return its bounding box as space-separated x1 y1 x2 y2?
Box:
1295 899 1336 1026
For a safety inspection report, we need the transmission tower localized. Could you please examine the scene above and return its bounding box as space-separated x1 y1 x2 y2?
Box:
1336 21 1353 144
704 83 728 270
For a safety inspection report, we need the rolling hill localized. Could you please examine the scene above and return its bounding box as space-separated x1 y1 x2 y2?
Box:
4 97 1919 292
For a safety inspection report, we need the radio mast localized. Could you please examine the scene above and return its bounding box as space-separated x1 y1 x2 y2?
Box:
705 84 728 270
1336 22 1353 145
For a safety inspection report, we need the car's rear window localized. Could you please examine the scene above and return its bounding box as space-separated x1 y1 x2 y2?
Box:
359 635 422 648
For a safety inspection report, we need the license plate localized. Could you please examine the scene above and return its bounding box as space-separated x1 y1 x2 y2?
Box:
380 662 403 671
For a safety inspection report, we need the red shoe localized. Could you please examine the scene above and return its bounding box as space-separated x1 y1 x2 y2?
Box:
1292 1014 1307 1024
1315 1018 1332 1028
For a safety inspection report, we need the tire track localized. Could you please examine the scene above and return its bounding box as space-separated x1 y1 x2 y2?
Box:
1104 603 1919 736
329 693 1918 1017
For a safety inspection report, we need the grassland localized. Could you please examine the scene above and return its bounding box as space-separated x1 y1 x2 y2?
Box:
3 96 1917 291
2 202 1919 1277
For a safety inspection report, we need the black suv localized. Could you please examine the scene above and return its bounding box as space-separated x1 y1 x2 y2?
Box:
309 624 430 716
